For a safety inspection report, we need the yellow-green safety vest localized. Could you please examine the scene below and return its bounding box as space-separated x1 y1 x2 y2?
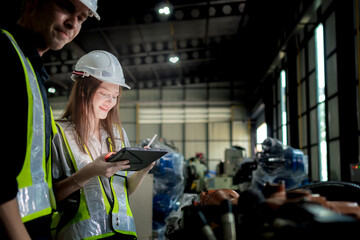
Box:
54 122 136 240
2 29 56 222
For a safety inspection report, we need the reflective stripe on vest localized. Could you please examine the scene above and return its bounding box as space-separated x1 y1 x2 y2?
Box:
56 122 136 239
2 29 52 222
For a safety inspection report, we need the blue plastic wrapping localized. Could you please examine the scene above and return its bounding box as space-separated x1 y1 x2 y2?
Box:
251 137 306 190
138 139 185 239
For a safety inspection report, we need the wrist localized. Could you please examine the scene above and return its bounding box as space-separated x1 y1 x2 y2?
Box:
84 161 97 178
71 173 82 188
140 167 150 175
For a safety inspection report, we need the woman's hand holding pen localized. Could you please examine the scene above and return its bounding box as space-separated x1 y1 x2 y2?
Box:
140 133 157 173
141 146 156 173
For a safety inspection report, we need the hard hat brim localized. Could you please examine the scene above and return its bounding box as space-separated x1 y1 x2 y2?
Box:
121 82 131 90
79 0 100 20
100 78 131 89
89 10 100 21
90 10 100 21
71 72 131 89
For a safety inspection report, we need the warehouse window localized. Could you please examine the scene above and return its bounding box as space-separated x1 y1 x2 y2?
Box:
280 70 288 146
315 23 328 181
256 122 267 152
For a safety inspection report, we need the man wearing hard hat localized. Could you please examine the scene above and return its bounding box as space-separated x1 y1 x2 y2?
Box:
0 0 100 239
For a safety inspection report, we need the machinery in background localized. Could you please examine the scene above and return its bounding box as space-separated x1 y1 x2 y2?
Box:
164 182 360 240
233 160 258 191
209 138 308 192
161 137 360 240
184 152 208 193
223 146 246 176
250 137 307 191
350 162 360 183
207 146 246 190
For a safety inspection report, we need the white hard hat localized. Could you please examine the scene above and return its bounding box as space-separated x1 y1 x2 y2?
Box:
72 50 131 89
79 0 100 20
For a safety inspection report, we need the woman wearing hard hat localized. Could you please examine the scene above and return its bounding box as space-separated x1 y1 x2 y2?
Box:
51 50 153 239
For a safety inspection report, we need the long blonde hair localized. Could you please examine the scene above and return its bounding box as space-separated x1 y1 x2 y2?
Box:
59 75 123 153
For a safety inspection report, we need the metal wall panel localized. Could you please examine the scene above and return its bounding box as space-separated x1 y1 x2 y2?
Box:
300 115 308 147
116 81 249 171
122 90 138 101
162 123 184 153
328 97 339 139
325 12 337 55
329 140 341 180
185 123 206 140
309 73 317 108
209 88 230 100
232 122 250 152
310 145 319 180
120 107 136 123
185 141 207 160
162 88 183 101
122 123 137 146
185 88 207 100
309 109 318 145
139 89 161 101
209 122 230 141
140 123 161 144
208 141 230 170
326 54 338 97
308 36 316 71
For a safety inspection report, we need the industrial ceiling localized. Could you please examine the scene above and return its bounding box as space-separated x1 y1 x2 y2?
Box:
2 0 304 109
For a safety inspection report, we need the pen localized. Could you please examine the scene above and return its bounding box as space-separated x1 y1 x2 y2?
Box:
146 134 157 148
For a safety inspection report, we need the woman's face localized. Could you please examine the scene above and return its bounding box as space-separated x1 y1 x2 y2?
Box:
92 82 120 120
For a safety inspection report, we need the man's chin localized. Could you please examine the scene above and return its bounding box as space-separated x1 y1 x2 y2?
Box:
50 42 67 51
48 37 69 51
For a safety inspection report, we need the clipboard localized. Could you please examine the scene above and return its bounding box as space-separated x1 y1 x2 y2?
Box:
106 147 168 171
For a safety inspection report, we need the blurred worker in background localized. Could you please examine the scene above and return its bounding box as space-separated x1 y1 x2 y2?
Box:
185 152 208 192
51 50 154 239
0 0 100 239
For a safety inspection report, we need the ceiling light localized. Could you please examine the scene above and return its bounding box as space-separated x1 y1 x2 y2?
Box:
156 2 173 17
169 55 179 63
159 6 171 15
48 87 56 94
